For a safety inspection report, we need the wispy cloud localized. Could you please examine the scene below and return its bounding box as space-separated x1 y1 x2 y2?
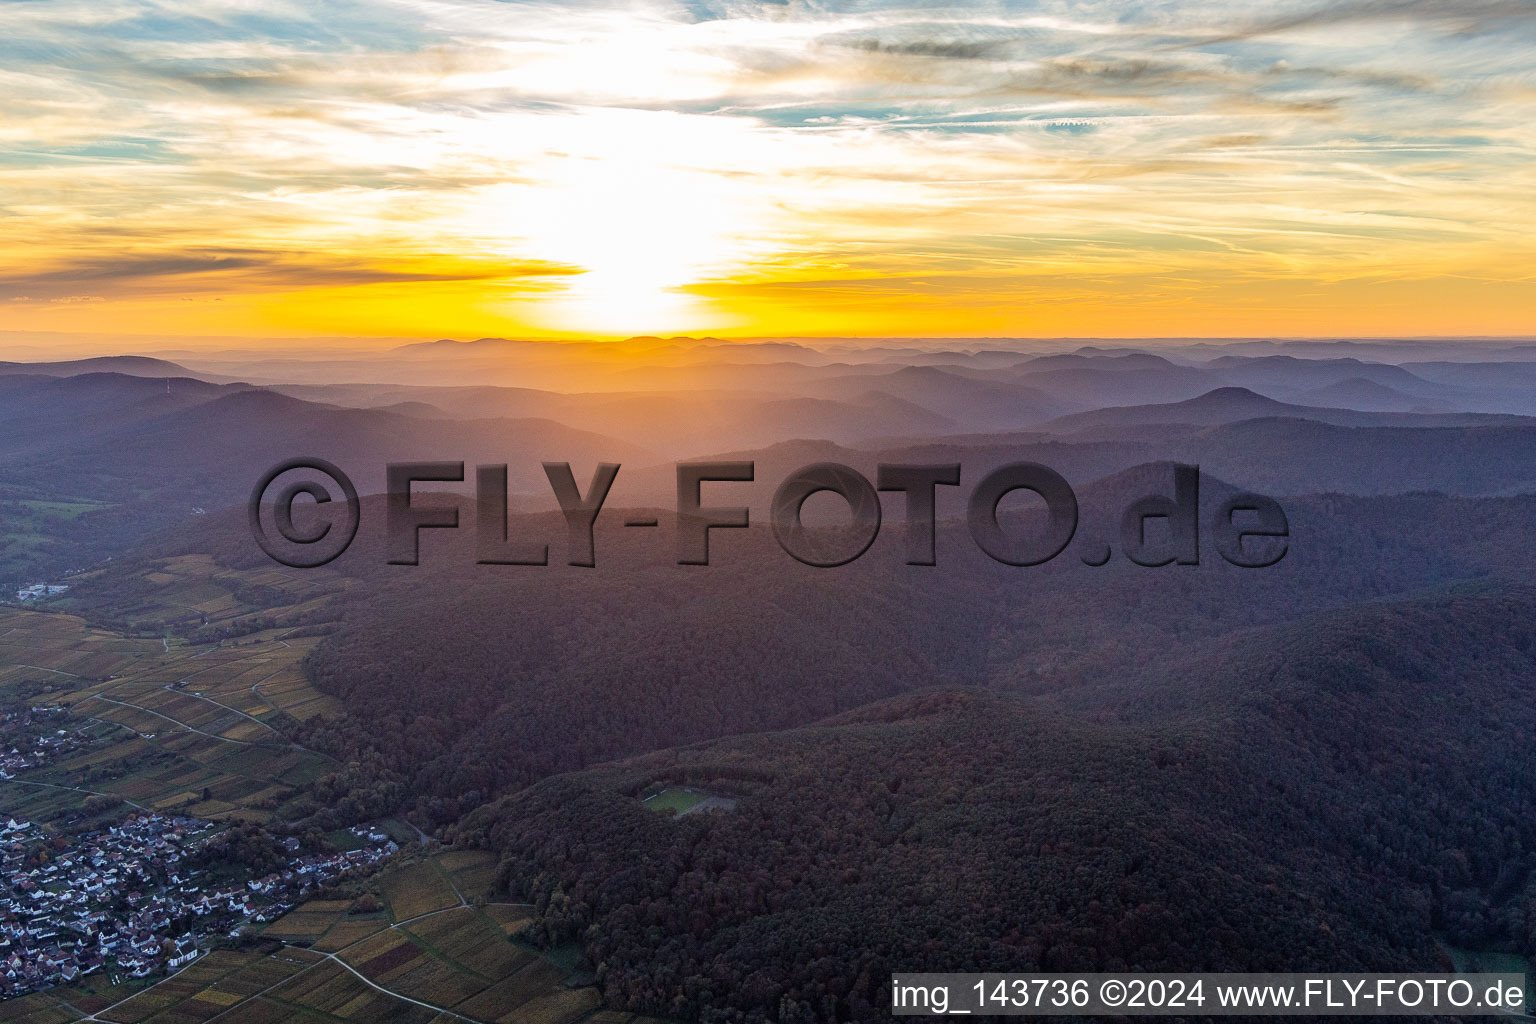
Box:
1183 0 1536 45
0 249 576 300
0 0 1533 338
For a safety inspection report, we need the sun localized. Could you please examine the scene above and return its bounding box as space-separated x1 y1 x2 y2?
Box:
468 111 778 336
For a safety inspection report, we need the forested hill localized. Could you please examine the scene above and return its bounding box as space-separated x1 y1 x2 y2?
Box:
69 476 1536 835
456 585 1536 1023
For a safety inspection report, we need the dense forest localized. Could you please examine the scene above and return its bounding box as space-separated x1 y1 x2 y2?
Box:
221 477 1536 830
454 587 1536 1022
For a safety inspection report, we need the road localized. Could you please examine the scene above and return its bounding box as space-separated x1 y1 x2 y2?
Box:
70 891 538 1024
84 694 256 745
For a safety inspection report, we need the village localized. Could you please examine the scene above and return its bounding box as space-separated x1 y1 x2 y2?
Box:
0 811 398 998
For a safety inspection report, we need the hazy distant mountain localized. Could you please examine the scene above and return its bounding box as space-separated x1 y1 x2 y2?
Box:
0 372 250 457
811 364 1071 430
1296 377 1445 413
610 436 1169 512
139 339 1536 417
752 392 956 440
1040 386 1522 433
1013 363 1219 408
0 374 659 580
1389 361 1536 414
1403 360 1536 388
0 355 210 379
16 386 658 500
1188 418 1536 496
1163 338 1536 363
1201 354 1449 398
609 412 1536 507
274 380 956 455
1015 350 1179 373
270 381 577 417
368 399 455 419
9 343 1536 586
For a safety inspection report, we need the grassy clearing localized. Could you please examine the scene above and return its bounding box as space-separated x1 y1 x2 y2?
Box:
641 788 708 815
326 828 366 852
1444 944 1533 1015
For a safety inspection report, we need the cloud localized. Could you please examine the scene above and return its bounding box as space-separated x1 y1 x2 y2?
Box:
0 0 1533 337
0 249 579 300
1188 0 1536 44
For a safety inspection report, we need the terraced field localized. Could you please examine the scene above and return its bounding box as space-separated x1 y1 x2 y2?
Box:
0 604 336 824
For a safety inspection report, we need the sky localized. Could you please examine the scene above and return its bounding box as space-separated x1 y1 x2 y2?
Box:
2 0 1535 343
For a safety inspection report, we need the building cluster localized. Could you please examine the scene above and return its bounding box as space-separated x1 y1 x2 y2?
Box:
242 827 398 906
0 814 397 997
0 708 90 779
14 584 68 602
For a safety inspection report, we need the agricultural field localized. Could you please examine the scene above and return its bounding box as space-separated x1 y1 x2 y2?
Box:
0 603 337 825
332 903 594 1024
9 853 630 1024
91 947 318 1024
436 850 499 904
249 852 617 1024
381 860 462 922
0 947 324 1024
0 990 77 1024
259 901 358 945
57 553 346 638
482 904 534 937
